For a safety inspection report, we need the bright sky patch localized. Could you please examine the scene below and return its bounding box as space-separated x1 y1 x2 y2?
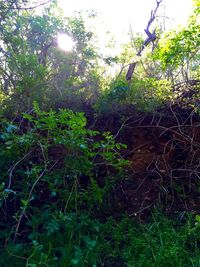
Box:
57 33 74 51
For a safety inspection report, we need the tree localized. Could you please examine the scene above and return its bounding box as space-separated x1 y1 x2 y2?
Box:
153 0 200 84
0 5 102 114
126 0 163 81
0 4 66 113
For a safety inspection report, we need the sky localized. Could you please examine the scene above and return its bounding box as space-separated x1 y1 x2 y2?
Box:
58 0 194 55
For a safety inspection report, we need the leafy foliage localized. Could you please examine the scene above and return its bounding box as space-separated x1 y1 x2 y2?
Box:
0 104 128 265
95 77 172 113
98 213 200 267
153 0 200 83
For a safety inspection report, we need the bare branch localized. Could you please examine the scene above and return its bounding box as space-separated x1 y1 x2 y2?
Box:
126 62 137 81
0 0 53 23
126 0 163 81
11 0 52 10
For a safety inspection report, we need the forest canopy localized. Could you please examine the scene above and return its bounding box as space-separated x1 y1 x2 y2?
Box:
0 0 199 114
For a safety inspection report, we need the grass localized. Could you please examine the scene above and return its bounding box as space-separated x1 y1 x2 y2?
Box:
98 212 200 267
1 211 200 266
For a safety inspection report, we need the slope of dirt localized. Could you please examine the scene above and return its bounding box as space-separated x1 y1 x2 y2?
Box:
9 103 200 221
91 104 200 219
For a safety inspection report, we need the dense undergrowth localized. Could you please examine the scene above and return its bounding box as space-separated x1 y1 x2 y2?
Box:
1 102 200 266
1 211 200 266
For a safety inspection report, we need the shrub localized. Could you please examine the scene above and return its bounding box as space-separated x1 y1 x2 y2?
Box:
0 103 128 266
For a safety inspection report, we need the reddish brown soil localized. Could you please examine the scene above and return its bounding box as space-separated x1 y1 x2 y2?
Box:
91 105 200 219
